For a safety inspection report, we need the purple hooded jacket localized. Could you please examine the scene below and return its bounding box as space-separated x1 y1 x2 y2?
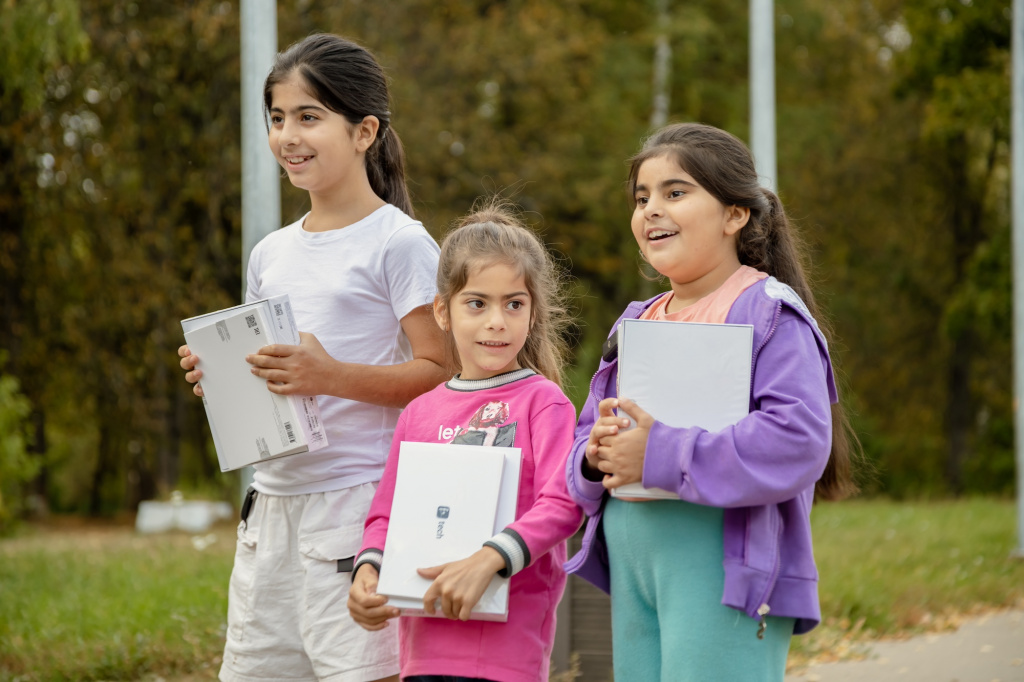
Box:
564 277 837 635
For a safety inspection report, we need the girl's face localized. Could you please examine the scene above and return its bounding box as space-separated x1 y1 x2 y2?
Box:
267 73 376 200
631 154 749 307
435 262 532 381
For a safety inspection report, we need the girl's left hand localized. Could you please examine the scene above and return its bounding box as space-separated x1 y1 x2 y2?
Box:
247 332 333 395
592 398 654 489
417 546 507 621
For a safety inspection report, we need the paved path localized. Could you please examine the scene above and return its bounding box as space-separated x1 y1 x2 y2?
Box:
786 610 1024 682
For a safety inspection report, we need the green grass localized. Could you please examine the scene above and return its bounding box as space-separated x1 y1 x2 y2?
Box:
0 521 235 681
790 497 1024 665
2 500 1022 679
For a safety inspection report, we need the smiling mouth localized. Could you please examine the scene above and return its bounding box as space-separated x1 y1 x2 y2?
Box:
478 341 509 347
647 229 678 241
285 156 312 165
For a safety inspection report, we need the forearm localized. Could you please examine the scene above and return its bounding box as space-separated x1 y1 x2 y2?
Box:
321 357 448 408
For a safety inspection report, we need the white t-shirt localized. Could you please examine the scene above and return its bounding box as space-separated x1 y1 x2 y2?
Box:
245 204 440 495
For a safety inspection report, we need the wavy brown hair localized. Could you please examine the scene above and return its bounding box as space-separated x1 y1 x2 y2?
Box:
435 199 571 388
629 123 859 501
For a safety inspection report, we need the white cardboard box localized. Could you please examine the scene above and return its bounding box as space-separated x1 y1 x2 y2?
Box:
610 318 753 500
376 442 522 621
181 296 328 471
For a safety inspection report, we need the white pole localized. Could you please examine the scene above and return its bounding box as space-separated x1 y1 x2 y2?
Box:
749 0 777 192
651 0 672 130
239 0 280 496
1012 0 1024 558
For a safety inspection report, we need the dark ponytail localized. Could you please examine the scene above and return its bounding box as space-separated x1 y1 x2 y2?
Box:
366 125 414 218
628 123 860 501
263 34 415 217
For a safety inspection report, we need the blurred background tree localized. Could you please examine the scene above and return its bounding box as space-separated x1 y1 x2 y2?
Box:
0 0 1013 520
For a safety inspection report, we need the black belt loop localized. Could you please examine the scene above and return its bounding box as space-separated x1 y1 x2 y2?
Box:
240 486 258 527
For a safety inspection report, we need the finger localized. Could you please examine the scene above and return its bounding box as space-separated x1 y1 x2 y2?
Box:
257 343 295 357
597 398 619 418
177 344 191 359
616 398 652 426
442 593 456 620
603 473 624 489
246 353 285 369
179 354 198 371
264 380 293 396
422 584 439 615
193 383 204 397
416 565 445 579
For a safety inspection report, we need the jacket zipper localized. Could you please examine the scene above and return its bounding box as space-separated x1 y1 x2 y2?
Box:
755 509 785 639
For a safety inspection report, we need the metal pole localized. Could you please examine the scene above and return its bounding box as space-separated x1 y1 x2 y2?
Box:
1012 0 1024 558
749 0 777 192
240 0 280 496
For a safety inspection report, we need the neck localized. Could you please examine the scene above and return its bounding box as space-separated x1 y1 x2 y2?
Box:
666 258 743 312
304 173 386 233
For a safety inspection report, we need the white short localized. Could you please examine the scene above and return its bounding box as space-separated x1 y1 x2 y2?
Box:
219 483 399 682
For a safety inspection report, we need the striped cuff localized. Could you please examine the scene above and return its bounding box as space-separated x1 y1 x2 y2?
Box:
483 528 530 578
354 548 383 577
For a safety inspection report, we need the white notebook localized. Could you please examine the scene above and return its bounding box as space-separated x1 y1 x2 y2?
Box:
181 296 327 471
377 442 521 621
611 318 753 500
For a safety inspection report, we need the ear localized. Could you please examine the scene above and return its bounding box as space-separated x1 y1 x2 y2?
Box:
353 115 380 154
724 205 750 237
433 295 449 332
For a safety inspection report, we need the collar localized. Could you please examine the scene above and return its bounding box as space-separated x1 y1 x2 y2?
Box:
446 368 537 392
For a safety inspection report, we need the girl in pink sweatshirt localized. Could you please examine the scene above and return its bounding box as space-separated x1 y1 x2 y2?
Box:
348 201 582 682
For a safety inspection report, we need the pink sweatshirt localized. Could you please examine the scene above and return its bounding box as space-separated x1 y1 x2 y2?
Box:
357 369 583 682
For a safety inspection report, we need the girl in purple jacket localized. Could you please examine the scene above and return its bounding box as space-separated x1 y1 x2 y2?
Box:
565 123 858 682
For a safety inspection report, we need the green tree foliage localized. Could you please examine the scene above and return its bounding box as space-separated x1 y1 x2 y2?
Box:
0 0 1015 514
0 354 36 530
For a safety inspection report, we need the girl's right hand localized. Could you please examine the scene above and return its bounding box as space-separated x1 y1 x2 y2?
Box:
177 345 204 397
347 565 400 631
583 398 631 479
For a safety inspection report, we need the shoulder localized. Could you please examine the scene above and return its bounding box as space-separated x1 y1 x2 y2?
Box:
730 277 822 334
374 205 434 243
516 375 574 416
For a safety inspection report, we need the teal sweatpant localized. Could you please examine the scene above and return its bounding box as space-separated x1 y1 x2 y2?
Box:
604 497 794 682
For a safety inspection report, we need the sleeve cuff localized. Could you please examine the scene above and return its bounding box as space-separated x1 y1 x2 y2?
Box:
483 528 531 578
354 548 383 577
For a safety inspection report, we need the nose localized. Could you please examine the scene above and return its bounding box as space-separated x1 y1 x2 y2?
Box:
278 116 301 146
485 307 506 330
644 197 664 219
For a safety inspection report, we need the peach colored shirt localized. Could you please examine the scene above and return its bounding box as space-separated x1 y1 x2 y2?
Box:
641 265 769 324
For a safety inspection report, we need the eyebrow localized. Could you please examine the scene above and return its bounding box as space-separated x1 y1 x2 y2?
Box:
268 104 328 115
634 178 699 193
459 290 530 300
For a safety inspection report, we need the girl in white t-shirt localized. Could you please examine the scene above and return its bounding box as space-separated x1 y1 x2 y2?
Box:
177 34 446 682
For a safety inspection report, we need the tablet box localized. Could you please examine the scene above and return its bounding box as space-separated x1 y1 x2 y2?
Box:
181 295 328 471
610 318 753 500
377 442 522 621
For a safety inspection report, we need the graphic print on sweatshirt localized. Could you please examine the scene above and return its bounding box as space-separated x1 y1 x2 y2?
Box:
446 400 518 447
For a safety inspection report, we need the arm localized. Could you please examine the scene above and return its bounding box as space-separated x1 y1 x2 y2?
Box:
417 396 584 619
246 304 448 408
566 373 613 516
349 414 406 630
600 312 833 508
487 398 584 577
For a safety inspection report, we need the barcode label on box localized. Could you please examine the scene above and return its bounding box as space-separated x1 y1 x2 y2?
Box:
284 422 296 443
